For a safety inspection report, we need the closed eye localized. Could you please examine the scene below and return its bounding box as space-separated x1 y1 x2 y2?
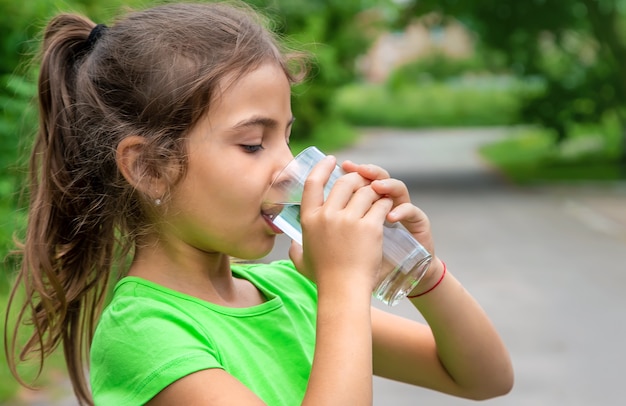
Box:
241 144 265 153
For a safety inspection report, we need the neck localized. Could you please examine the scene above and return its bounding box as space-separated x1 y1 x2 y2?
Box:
127 237 264 307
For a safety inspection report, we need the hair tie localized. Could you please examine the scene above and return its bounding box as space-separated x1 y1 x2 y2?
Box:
85 24 108 51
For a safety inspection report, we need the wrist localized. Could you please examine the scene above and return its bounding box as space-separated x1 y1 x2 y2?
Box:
316 284 373 316
315 268 374 300
407 258 446 299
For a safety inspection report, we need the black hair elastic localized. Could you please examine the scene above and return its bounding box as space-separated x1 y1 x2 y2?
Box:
85 24 108 51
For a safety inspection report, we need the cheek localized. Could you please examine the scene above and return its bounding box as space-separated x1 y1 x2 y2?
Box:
171 165 222 214
185 154 266 214
210 172 260 211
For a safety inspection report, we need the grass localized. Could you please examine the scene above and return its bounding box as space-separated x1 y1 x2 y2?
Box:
479 124 624 184
332 76 539 129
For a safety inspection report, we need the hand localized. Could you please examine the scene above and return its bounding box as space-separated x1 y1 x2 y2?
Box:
341 160 435 256
288 241 309 279
298 156 393 293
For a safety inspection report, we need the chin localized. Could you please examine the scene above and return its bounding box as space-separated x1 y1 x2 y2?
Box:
231 237 276 261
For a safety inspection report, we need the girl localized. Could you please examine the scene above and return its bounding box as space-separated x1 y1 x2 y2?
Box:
5 2 513 405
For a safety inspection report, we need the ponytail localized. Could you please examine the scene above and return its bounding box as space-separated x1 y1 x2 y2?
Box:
5 15 118 406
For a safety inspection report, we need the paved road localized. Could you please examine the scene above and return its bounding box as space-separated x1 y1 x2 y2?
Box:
266 127 626 406
13 127 626 405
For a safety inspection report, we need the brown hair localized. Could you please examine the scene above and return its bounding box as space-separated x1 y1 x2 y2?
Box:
4 2 305 404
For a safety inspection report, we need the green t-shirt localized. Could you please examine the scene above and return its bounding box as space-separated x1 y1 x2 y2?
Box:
90 260 318 405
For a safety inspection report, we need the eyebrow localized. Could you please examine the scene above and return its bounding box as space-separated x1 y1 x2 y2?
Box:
230 115 295 132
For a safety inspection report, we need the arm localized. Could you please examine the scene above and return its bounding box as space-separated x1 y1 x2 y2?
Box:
372 259 514 400
343 160 513 399
298 155 391 404
146 369 266 405
303 280 373 405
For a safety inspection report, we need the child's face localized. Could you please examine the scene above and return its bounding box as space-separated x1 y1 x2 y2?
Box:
162 62 295 259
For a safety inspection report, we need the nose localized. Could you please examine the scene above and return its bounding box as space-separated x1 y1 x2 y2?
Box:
278 145 295 168
271 145 296 183
264 146 297 205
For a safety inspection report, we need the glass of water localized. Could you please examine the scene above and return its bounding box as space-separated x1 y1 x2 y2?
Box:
263 146 432 306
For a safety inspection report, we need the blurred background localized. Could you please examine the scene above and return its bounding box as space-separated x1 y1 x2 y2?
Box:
1 0 625 404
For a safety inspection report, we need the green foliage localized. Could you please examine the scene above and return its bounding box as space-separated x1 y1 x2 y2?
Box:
0 73 35 275
334 76 541 128
480 116 623 184
0 73 37 171
400 0 626 171
387 52 489 89
245 0 391 140
290 117 359 154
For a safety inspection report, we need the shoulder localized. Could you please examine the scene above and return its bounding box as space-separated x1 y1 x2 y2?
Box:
94 277 215 342
90 278 222 405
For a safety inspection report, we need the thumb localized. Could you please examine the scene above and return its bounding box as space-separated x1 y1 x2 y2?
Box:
289 241 315 281
288 241 304 270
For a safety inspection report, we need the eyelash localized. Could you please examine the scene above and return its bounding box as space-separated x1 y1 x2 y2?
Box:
241 144 265 153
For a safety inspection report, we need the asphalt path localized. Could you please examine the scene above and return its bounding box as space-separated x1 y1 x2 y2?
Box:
265 127 626 406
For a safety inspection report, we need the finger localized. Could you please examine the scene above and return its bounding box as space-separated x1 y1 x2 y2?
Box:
323 172 370 211
341 161 390 181
363 196 394 225
301 155 337 211
371 178 411 205
387 202 434 254
386 202 424 223
288 241 304 269
289 242 316 282
341 160 360 173
343 185 386 218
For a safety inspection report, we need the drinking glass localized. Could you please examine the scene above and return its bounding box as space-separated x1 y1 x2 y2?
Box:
263 146 432 306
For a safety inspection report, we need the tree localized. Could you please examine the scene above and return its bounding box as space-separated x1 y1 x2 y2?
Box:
245 0 390 140
399 0 626 174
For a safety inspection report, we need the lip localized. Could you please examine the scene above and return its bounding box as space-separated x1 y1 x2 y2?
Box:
262 213 283 234
261 201 283 219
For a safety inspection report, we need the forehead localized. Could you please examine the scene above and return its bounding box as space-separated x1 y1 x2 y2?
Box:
217 61 289 97
213 63 291 110
190 63 293 137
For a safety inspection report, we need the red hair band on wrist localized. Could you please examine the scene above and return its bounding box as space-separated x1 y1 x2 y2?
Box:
407 261 447 299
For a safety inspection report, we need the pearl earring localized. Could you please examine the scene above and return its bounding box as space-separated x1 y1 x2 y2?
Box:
154 198 162 206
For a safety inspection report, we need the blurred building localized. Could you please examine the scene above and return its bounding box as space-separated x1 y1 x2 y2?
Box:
358 13 474 83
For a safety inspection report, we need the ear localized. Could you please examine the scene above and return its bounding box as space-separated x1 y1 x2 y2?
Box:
116 135 166 200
